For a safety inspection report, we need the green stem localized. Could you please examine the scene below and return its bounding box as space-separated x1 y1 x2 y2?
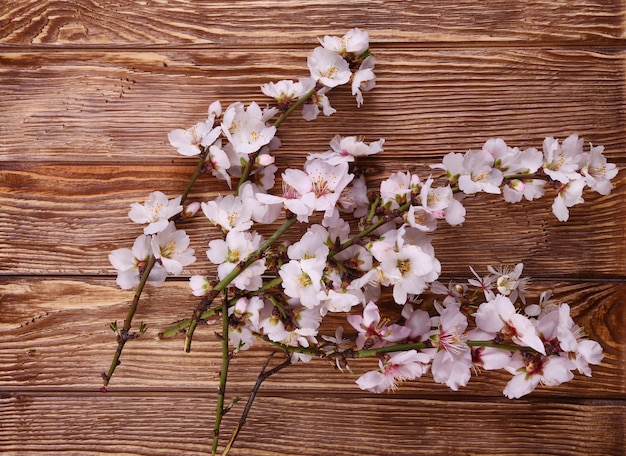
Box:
184 216 298 352
255 337 527 361
179 147 209 206
273 87 317 129
356 340 526 358
157 308 218 340
331 200 411 257
212 301 231 456
102 255 156 386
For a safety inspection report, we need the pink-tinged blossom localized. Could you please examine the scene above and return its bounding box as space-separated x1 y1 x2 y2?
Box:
467 328 513 371
255 175 317 222
468 266 495 301
474 295 546 355
551 178 585 222
182 201 201 219
542 135 583 184
414 176 466 227
380 172 419 209
307 47 352 88
537 304 604 377
319 28 370 57
401 304 431 341
503 178 546 204
369 227 440 305
424 305 472 391
221 102 278 156
279 258 326 309
309 135 384 165
261 78 314 105
581 143 618 195
458 148 503 194
206 230 265 291
302 87 336 121
351 55 376 107
168 118 222 157
503 352 574 399
151 222 196 275
128 191 183 235
431 152 465 184
201 194 254 232
337 174 370 217
109 235 167 289
271 159 353 222
189 275 210 297
287 224 330 261
356 350 431 393
229 296 265 351
237 181 281 225
347 302 411 349
205 141 232 187
430 281 467 307
487 263 528 304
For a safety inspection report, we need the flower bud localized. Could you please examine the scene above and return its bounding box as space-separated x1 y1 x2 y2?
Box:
256 153 275 166
183 201 201 218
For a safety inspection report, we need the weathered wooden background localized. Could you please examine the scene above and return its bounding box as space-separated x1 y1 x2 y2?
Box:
1 1 625 455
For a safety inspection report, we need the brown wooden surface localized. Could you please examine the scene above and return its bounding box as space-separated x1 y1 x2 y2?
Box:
1 1 625 455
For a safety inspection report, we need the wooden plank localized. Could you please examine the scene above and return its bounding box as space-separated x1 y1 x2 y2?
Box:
1 162 624 277
0 392 624 455
1 0 624 46
0 278 623 396
0 48 624 162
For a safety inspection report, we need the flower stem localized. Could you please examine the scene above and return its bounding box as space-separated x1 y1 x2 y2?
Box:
273 87 317 129
331 200 411 256
356 340 525 358
157 308 218 340
212 300 231 456
102 255 156 386
179 147 209 206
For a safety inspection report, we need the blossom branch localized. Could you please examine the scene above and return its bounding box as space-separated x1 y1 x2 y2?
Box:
102 254 156 386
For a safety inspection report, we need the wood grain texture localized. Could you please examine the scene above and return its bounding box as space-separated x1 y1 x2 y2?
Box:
1 0 624 46
1 393 624 456
0 278 623 396
1 48 624 162
1 162 624 277
2 1 625 455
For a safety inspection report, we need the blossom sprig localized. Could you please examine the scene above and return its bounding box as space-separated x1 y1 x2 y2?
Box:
432 135 618 222
103 28 617 455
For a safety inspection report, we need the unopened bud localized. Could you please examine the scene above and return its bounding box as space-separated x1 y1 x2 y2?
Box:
256 153 275 166
184 201 201 218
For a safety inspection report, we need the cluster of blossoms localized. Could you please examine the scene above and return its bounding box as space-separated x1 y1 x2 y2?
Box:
107 28 615 406
352 265 603 398
433 135 617 222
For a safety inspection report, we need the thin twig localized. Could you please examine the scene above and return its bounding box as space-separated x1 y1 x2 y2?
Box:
221 354 292 455
102 255 156 386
